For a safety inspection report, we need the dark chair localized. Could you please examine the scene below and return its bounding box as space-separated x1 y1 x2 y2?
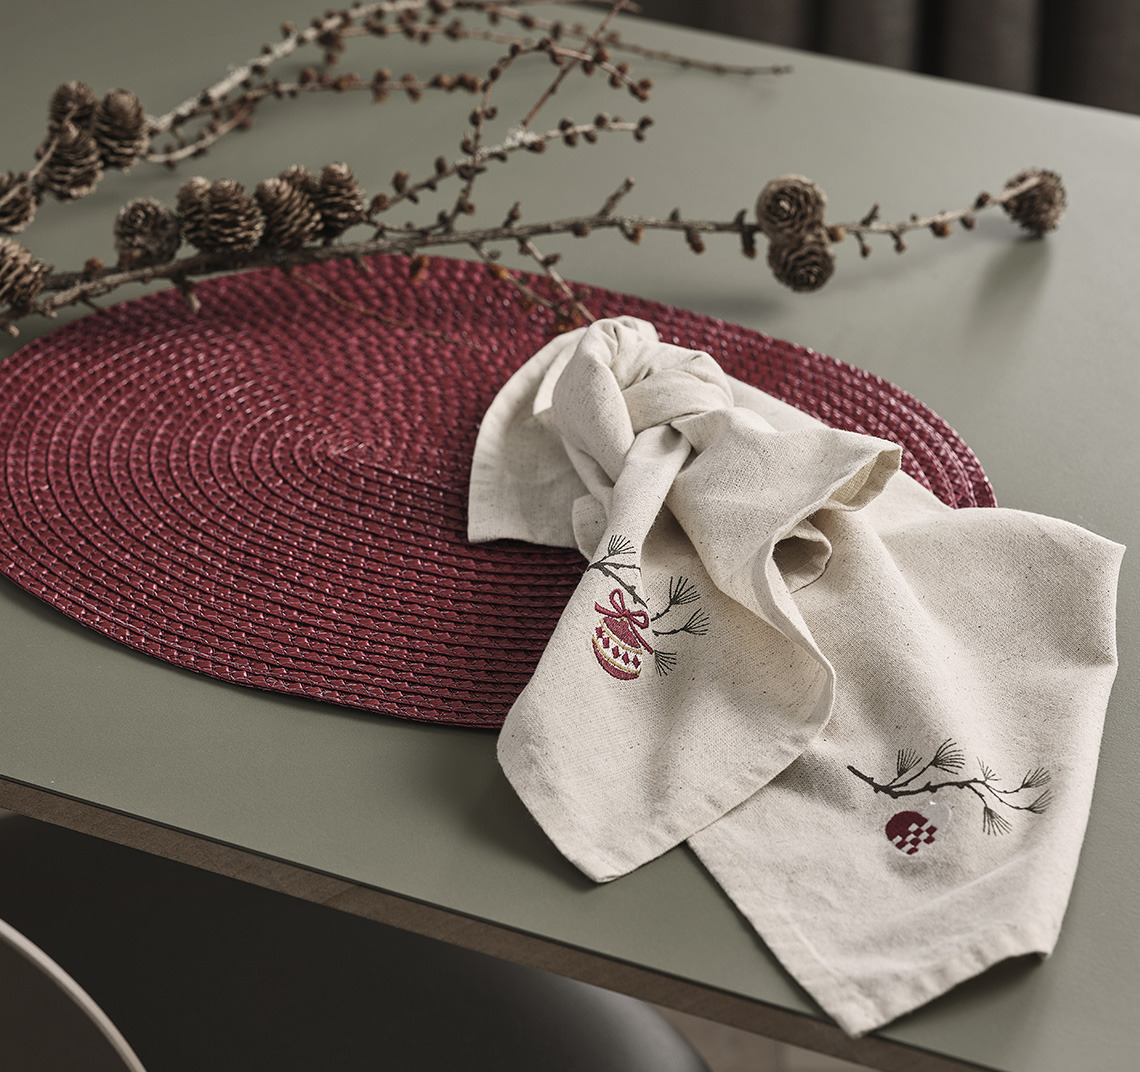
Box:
0 912 148 1071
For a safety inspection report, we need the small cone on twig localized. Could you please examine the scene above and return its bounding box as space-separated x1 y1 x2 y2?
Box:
1002 169 1066 234
255 176 322 249
767 226 835 292
48 81 97 129
279 164 321 198
313 162 366 240
201 179 264 253
176 176 211 250
0 172 37 234
180 177 264 253
0 238 49 310
93 89 149 170
756 175 827 239
114 197 181 268
41 121 102 200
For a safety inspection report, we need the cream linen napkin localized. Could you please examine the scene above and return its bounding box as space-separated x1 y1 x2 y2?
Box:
467 317 1123 1036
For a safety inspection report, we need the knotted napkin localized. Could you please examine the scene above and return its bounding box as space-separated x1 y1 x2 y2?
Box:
467 317 1123 1036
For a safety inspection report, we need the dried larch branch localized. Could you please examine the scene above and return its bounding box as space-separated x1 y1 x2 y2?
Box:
0 2 1066 333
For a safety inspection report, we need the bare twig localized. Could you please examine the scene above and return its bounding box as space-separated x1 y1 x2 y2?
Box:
601 37 792 77
147 2 394 135
519 0 632 129
469 239 560 316
598 176 635 216
832 172 1045 253
0 104 82 218
293 266 477 346
517 236 594 324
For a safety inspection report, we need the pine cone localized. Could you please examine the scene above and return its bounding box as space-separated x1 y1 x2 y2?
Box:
183 178 264 253
0 172 37 234
756 175 827 239
255 177 322 249
93 89 148 171
1002 169 1065 234
313 162 365 240
279 164 321 198
176 176 212 250
114 197 181 268
0 238 49 310
41 121 102 200
767 227 835 292
48 81 97 129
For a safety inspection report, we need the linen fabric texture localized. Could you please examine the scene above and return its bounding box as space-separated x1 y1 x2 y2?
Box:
467 317 1123 1036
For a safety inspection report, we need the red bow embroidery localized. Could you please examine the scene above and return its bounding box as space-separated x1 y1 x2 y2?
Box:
594 588 654 653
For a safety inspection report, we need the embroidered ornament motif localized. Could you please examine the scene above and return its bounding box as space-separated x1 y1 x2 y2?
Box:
885 800 952 856
593 589 653 680
584 534 711 680
886 811 936 855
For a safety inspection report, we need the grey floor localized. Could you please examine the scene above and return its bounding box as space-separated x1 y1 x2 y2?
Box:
0 810 869 1071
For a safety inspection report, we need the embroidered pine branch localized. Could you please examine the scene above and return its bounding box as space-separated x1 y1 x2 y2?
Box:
651 575 700 621
982 807 1012 836
895 748 921 779
652 606 710 637
650 576 709 637
0 1 1066 334
847 738 1053 835
605 534 636 557
653 650 678 676
586 536 643 607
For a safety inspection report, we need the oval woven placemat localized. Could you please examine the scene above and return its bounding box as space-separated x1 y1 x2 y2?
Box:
0 255 993 728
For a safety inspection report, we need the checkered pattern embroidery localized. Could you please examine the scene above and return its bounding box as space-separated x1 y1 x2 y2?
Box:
885 810 938 855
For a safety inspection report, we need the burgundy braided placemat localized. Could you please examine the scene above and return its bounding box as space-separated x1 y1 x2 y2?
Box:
0 255 994 728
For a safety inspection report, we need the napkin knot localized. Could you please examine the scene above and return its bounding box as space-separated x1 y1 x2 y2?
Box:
546 317 735 480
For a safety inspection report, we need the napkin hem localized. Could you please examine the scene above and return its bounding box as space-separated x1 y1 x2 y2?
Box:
765 908 1057 1037
499 722 819 882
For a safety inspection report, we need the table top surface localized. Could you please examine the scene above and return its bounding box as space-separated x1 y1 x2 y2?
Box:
2 4 1138 1071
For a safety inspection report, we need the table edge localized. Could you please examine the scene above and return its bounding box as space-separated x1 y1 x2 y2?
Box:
0 775 994 1072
